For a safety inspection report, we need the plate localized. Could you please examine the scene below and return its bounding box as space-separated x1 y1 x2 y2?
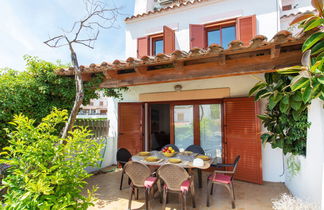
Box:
138 151 151 156
145 156 160 162
197 155 210 161
168 158 182 164
181 151 193 156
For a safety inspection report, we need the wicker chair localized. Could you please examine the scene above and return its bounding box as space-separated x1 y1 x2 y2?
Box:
207 155 240 209
116 148 132 190
124 161 157 210
157 164 196 210
185 145 205 188
161 144 180 152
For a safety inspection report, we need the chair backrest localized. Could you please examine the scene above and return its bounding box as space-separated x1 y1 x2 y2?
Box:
157 164 189 191
124 161 152 187
233 155 240 172
185 145 205 155
162 144 179 152
116 148 132 163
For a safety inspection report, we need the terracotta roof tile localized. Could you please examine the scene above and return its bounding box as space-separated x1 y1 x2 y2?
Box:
56 30 304 76
125 0 210 22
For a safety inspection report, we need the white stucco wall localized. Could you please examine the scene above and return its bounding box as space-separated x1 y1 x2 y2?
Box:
125 0 279 58
284 99 324 205
106 74 285 182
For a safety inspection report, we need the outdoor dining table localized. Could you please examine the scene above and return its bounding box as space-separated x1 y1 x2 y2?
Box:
131 150 215 172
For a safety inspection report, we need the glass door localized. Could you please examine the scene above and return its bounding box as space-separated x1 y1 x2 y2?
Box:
174 105 194 150
199 104 222 162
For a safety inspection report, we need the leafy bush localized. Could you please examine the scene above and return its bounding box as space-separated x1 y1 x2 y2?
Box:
0 109 103 209
0 56 126 149
249 73 310 155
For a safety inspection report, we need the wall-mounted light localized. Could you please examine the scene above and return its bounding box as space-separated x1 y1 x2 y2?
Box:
174 84 182 92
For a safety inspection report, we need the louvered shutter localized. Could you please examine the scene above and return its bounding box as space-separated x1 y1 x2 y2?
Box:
237 15 256 46
137 36 149 58
224 97 262 184
163 26 175 54
118 103 144 155
189 24 205 49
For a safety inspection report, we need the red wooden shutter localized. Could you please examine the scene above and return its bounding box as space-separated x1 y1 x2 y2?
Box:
189 24 205 49
237 15 256 46
224 97 262 184
163 26 175 54
118 103 144 155
137 36 149 58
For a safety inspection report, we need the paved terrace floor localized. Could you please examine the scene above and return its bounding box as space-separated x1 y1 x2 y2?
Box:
85 169 288 210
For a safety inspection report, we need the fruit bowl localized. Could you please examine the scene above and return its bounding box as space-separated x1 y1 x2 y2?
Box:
163 152 176 157
162 146 176 157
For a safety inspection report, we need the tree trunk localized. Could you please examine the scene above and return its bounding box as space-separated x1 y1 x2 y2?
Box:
61 45 84 139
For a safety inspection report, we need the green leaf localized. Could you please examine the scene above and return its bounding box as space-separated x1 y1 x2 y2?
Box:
265 73 273 84
302 32 324 52
311 40 324 55
249 81 267 97
261 133 271 144
282 95 290 104
291 77 310 91
279 100 290 113
255 89 272 101
304 18 323 31
277 66 303 74
318 76 324 84
269 92 283 110
302 86 312 103
291 100 302 111
291 91 303 101
257 114 271 120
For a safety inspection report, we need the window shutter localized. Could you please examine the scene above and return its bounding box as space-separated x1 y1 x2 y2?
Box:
163 26 175 54
189 24 205 49
137 36 149 58
237 15 256 46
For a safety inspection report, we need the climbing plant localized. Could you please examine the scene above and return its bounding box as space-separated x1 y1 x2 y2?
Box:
249 0 323 156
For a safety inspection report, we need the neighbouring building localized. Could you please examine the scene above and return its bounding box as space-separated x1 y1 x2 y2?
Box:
57 0 324 206
77 97 108 119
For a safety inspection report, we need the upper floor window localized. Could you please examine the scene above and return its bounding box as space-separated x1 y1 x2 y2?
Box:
206 24 236 49
137 26 175 58
190 15 256 49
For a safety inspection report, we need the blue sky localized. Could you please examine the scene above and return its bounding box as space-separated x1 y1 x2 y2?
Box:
0 0 135 70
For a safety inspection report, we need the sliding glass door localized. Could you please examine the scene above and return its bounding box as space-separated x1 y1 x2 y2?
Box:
171 100 222 162
199 104 222 163
174 105 194 150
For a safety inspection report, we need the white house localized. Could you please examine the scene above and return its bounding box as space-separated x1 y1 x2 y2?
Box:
58 0 323 207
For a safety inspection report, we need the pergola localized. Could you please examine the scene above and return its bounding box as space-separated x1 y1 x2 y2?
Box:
56 30 304 88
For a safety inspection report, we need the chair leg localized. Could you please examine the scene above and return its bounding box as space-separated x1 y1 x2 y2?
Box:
178 193 183 210
136 188 139 200
206 180 212 207
120 169 125 190
225 184 235 209
162 188 167 210
210 183 214 195
182 191 187 210
190 183 196 208
128 186 134 210
230 183 236 209
198 169 202 188
145 188 150 210
231 182 236 200
158 180 162 204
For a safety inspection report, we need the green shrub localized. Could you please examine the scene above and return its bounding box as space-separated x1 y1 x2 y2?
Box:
0 56 127 149
0 109 103 209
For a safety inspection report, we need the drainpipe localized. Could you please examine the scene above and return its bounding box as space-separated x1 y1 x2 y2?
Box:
276 0 281 32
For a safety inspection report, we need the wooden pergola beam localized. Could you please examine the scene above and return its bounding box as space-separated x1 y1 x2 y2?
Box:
100 49 302 88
